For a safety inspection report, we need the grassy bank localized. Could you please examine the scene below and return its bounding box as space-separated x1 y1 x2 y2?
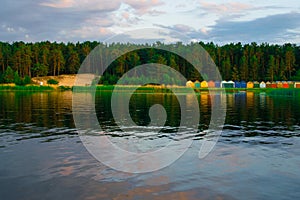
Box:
0 85 54 91
1 84 300 96
0 84 72 91
76 85 300 95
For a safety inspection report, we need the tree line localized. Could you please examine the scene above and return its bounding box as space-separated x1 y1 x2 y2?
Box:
0 41 299 84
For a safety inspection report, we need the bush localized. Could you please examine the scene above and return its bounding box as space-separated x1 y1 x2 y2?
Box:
14 72 21 85
23 75 31 85
58 86 71 91
47 79 59 85
14 74 32 86
3 66 14 83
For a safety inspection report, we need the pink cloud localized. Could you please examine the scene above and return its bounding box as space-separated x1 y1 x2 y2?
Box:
40 0 122 11
70 26 113 39
40 0 164 15
200 1 252 14
40 0 75 8
124 0 165 15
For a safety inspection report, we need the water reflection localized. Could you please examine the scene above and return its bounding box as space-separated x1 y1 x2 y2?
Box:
1 91 300 144
0 91 300 199
0 91 76 145
0 91 74 128
222 91 300 147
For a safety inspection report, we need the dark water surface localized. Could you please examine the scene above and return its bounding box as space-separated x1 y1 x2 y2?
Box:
0 91 299 199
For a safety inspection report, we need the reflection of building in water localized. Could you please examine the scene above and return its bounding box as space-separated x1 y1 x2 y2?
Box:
185 93 197 108
226 93 234 108
246 92 254 108
199 92 209 113
259 92 266 108
234 92 246 108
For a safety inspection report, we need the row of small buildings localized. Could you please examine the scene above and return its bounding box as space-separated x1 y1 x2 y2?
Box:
186 80 300 89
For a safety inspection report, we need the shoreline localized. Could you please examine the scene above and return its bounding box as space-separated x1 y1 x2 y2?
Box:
1 84 300 94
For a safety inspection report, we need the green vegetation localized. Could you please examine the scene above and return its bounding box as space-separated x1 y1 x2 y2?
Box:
47 79 59 85
77 85 299 94
1 84 300 95
0 85 53 91
58 86 72 91
0 66 32 85
0 41 300 84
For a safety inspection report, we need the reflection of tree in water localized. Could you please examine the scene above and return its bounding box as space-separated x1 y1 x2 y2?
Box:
0 91 74 128
224 91 300 136
128 93 181 128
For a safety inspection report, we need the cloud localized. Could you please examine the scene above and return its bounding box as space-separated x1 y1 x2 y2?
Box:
124 0 164 15
172 24 195 33
198 0 291 22
70 26 113 40
40 0 165 16
200 1 253 14
40 0 75 8
0 0 137 41
154 24 208 42
36 0 165 40
40 0 122 11
1 0 299 44
208 12 300 44
147 9 166 16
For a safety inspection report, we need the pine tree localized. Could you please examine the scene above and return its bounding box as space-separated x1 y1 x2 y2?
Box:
267 55 275 81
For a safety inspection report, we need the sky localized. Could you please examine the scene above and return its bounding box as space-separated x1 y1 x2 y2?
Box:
1 0 300 44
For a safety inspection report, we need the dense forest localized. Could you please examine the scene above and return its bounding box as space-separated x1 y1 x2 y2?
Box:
0 41 300 85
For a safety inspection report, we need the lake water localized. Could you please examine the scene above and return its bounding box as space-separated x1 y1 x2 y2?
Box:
0 90 300 199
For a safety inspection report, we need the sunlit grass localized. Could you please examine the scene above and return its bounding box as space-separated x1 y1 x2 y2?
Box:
1 84 300 96
0 85 54 91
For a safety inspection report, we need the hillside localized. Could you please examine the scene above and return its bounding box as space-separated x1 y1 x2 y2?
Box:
32 75 76 87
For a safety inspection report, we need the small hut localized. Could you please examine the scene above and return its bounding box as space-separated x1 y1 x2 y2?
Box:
222 81 234 88
247 81 254 88
186 80 194 88
277 81 283 88
221 81 227 88
194 80 201 88
271 82 277 88
235 81 241 88
208 81 215 88
241 81 247 88
288 81 294 88
228 81 235 88
266 81 271 88
254 81 260 88
200 80 208 88
215 81 221 88
282 81 289 88
260 81 266 88
294 82 300 88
